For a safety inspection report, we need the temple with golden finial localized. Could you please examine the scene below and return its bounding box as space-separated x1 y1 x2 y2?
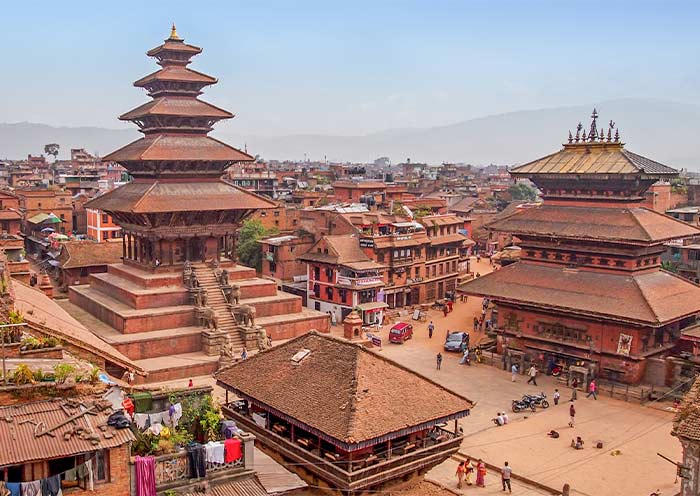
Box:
62 28 329 384
459 110 700 385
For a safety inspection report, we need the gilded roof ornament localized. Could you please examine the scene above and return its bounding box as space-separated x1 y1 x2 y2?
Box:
568 131 573 143
589 108 599 141
169 23 181 41
575 122 583 143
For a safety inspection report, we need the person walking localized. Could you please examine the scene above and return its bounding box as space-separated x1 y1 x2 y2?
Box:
473 317 479 332
553 388 560 406
501 461 512 493
428 321 434 339
465 457 474 486
570 377 579 402
587 379 598 400
436 352 443 370
456 460 465 489
511 363 518 382
476 459 486 487
527 365 538 385
568 403 576 428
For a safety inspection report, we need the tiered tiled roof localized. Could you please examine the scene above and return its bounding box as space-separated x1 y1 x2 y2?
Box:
215 332 473 448
459 262 700 326
673 376 700 442
486 205 699 244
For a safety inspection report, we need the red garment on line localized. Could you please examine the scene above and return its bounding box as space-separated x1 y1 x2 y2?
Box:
225 438 242 462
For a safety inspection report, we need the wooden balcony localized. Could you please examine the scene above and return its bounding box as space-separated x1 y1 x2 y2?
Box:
222 405 462 492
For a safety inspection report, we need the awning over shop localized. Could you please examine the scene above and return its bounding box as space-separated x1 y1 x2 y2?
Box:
356 302 389 313
27 212 62 224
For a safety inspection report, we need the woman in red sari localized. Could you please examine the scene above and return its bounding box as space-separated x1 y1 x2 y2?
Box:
476 459 487 487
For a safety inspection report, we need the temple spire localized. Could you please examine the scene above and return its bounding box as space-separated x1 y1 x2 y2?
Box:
589 108 598 142
169 23 181 41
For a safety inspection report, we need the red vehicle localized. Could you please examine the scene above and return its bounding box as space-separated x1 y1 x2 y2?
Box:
389 322 413 344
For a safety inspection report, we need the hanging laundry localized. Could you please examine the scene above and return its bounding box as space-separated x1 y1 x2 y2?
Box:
4 483 19 496
19 481 41 496
204 441 225 465
133 413 150 430
40 475 62 496
64 468 77 482
169 403 182 427
186 443 207 478
134 456 156 496
147 422 163 436
0 481 10 496
224 438 242 463
77 461 94 491
148 412 164 426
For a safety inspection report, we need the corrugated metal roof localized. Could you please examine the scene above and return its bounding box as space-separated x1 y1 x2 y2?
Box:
182 477 267 496
0 399 134 467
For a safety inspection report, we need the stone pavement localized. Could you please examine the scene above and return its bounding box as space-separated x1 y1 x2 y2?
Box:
356 260 682 496
426 456 553 495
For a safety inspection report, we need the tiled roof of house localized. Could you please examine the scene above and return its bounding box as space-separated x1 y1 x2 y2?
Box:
458 262 700 326
486 205 699 244
58 240 122 269
297 235 383 270
86 180 276 214
0 397 135 466
12 281 144 375
673 376 700 441
215 332 473 448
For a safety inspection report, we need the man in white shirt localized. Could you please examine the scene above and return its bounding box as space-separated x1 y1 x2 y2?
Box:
502 461 512 493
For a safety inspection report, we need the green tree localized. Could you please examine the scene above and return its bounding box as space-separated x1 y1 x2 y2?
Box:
43 143 60 160
237 219 279 271
508 183 538 201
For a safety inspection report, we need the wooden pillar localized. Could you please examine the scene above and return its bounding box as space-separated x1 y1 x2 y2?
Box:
185 237 191 262
169 240 174 266
291 424 295 442
122 234 126 261
216 235 222 261
387 439 392 459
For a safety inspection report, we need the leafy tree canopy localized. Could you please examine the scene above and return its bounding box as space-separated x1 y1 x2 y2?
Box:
44 143 60 159
237 219 279 271
508 182 538 201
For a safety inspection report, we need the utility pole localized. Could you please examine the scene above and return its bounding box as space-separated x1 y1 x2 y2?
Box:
0 323 27 385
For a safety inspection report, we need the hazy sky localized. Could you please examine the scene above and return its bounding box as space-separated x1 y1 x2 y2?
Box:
2 0 699 136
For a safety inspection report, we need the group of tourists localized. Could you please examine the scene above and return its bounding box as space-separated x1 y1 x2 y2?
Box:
456 458 511 493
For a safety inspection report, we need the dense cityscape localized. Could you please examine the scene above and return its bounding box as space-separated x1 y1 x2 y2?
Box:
2 5 700 496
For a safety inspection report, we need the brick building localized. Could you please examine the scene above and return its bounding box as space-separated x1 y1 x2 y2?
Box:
55 240 123 288
259 233 315 284
17 188 73 234
459 112 700 384
0 190 22 235
298 234 386 325
86 208 122 242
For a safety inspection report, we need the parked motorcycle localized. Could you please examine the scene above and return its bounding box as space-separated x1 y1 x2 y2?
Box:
523 392 550 409
512 398 536 413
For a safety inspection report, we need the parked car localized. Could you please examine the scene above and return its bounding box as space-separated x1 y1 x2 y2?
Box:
389 322 413 343
444 331 468 352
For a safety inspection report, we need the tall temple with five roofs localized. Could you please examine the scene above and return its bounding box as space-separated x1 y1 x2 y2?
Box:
62 27 329 383
459 111 700 384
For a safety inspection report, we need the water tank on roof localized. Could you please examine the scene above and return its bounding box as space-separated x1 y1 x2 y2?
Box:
385 173 394 183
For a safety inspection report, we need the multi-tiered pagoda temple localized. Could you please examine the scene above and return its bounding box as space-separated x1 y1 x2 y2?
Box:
88 25 273 265
459 111 700 384
64 28 328 383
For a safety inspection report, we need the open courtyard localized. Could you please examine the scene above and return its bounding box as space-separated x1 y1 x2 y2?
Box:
353 259 682 496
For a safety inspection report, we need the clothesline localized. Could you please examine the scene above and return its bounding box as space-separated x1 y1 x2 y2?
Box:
1 454 96 490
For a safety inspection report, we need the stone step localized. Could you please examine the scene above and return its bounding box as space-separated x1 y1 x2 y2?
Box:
69 285 196 334
108 263 183 289
108 327 203 360
133 352 220 384
256 308 330 340
88 272 189 309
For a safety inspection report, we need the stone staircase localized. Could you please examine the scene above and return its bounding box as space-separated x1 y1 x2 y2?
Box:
64 261 329 384
191 263 245 350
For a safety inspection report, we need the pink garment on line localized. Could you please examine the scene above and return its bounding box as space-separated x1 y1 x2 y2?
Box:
135 456 156 496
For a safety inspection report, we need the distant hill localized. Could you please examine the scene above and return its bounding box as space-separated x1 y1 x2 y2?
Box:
3 98 700 169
